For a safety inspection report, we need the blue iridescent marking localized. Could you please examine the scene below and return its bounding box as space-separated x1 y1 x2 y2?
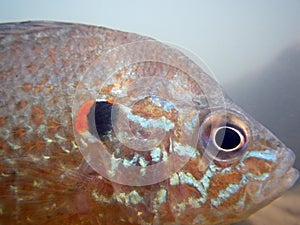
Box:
123 154 139 168
236 192 246 209
150 147 161 162
150 95 175 111
178 165 214 204
173 142 198 158
127 113 174 131
245 172 270 181
210 175 248 208
211 184 241 207
185 114 199 132
243 149 278 162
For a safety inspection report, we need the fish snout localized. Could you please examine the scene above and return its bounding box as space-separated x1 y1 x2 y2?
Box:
256 148 299 203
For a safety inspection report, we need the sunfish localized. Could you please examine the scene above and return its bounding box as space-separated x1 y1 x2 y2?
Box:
0 21 298 225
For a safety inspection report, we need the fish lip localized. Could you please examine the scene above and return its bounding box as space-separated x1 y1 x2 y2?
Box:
278 147 299 185
276 148 298 180
262 148 299 199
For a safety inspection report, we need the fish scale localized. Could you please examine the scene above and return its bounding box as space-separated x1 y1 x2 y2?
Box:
0 21 298 225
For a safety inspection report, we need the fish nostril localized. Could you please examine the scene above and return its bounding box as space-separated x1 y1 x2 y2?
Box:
214 125 245 151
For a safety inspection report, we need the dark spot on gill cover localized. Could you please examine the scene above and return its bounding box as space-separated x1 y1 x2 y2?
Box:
87 101 113 138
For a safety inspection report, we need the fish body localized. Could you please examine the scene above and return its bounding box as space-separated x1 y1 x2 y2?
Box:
0 21 298 225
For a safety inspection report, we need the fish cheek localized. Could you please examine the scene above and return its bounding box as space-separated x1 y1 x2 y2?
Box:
243 157 276 178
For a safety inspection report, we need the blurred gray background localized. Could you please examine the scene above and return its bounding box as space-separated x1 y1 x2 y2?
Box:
1 0 300 169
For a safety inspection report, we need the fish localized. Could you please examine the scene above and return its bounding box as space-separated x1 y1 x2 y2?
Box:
0 21 298 225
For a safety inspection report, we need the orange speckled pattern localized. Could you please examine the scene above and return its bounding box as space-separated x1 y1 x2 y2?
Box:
0 21 298 225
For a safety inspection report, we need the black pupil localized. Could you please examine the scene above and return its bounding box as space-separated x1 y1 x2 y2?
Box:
215 127 241 150
87 101 113 138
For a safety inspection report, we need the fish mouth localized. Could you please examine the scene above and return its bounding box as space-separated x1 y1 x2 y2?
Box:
260 148 299 201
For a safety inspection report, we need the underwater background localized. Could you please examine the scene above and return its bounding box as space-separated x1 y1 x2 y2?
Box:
1 1 299 224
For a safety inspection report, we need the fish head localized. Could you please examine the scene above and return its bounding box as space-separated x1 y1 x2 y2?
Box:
72 39 299 223
197 102 299 217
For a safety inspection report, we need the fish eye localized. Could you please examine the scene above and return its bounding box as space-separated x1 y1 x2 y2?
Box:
214 125 245 151
199 111 250 163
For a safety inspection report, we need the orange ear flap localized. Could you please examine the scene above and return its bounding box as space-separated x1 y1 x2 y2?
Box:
74 100 95 134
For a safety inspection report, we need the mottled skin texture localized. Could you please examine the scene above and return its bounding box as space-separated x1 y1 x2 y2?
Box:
0 21 298 225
